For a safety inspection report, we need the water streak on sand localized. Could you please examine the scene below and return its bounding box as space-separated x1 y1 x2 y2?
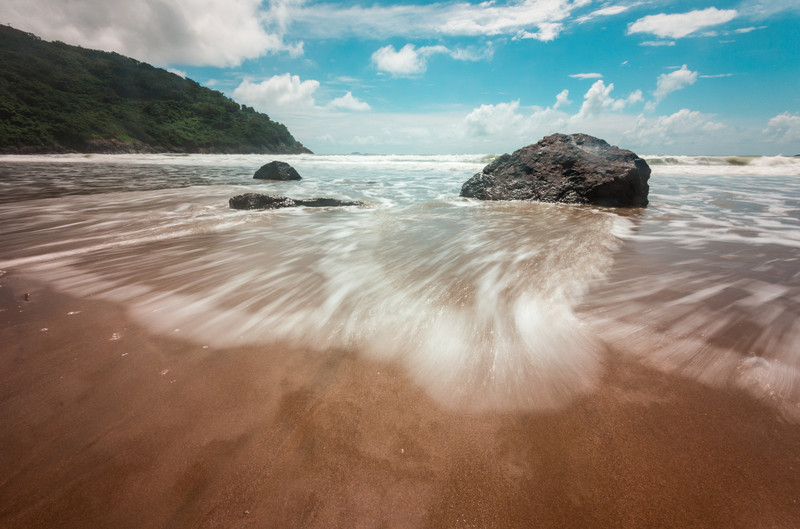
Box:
16 198 626 410
1 154 800 414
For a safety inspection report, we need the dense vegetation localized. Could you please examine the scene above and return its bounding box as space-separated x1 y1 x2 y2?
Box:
0 25 310 154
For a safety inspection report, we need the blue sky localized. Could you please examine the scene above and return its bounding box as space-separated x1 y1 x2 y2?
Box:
3 0 799 154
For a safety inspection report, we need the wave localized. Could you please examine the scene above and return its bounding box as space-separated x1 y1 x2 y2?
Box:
644 155 800 177
0 152 495 166
17 197 630 412
4 151 797 170
645 154 800 167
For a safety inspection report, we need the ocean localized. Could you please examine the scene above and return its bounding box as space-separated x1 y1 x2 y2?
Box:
1 153 799 416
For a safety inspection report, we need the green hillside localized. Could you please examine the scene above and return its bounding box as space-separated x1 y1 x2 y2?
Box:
0 25 311 154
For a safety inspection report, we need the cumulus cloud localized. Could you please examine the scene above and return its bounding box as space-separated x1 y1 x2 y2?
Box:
554 89 572 109
513 22 564 42
625 109 725 147
649 65 698 109
465 101 526 137
461 85 648 145
372 44 429 77
1 0 302 67
575 80 642 120
371 43 490 77
462 88 582 141
328 91 371 112
764 112 800 143
232 74 319 111
628 7 738 39
461 83 642 145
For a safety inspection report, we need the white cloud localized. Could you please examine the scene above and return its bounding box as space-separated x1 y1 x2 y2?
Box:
465 101 527 137
301 93 779 156
554 89 572 109
371 43 491 77
577 81 616 116
640 40 675 47
570 73 603 79
575 80 641 120
0 0 302 67
328 91 371 112
435 2 573 37
232 74 319 111
301 95 744 155
590 5 631 17
450 44 495 62
577 4 632 23
287 0 583 41
513 22 564 42
625 109 725 148
303 111 471 153
628 7 738 39
462 89 585 144
764 112 800 143
649 65 698 108
738 0 800 19
460 85 647 149
371 44 430 77
626 90 644 105
269 0 305 33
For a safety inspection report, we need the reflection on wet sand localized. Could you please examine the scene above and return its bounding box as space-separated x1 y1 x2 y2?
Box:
581 199 800 421
2 276 800 529
22 201 627 411
3 154 800 527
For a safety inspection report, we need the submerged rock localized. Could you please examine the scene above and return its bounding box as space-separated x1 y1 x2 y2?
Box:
229 193 363 210
254 161 302 181
460 133 650 207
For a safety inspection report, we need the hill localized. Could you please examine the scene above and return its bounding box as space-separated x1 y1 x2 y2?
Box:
0 25 311 154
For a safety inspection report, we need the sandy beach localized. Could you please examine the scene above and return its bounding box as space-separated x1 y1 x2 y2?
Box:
1 270 799 528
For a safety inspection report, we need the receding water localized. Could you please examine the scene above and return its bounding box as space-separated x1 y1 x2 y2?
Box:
1 153 799 415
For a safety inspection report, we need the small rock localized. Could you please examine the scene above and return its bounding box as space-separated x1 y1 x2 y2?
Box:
229 194 296 209
229 193 363 210
254 161 302 181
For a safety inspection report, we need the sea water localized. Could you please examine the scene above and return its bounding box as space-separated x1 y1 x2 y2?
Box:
1 153 799 415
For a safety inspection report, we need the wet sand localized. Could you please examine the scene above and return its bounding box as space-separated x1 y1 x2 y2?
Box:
1 271 799 528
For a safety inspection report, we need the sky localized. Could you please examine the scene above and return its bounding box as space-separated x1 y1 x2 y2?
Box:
2 0 799 154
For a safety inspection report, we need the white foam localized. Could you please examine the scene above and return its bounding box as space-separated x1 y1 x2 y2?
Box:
4 152 800 417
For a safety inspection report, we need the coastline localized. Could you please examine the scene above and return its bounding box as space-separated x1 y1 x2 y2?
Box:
2 270 799 528
0 139 313 156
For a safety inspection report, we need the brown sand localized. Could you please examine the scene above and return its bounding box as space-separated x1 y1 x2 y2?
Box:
1 271 799 529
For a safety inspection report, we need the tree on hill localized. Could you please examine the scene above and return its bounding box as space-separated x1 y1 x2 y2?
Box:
0 25 311 154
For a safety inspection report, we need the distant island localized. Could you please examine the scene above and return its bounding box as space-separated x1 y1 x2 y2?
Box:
0 25 311 154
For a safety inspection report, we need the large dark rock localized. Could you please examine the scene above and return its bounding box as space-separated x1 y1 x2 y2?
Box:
460 133 650 207
254 161 302 180
229 193 363 210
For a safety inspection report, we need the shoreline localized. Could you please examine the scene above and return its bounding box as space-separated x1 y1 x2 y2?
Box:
0 138 312 156
2 270 800 528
